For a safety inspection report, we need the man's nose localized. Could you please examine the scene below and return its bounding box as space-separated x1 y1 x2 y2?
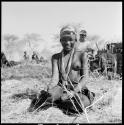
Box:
65 41 70 45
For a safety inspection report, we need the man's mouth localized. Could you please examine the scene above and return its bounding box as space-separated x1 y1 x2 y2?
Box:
65 46 71 49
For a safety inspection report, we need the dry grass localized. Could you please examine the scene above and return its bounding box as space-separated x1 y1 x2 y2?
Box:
1 62 122 123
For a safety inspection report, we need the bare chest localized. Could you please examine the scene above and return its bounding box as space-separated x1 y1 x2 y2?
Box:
61 52 82 72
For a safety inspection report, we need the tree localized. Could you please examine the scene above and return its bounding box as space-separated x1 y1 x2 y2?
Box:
2 34 19 59
3 34 19 43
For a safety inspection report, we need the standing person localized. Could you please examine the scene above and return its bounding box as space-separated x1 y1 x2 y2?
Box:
28 25 95 113
76 30 94 53
79 30 87 43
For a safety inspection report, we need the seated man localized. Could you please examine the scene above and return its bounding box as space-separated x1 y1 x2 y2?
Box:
32 51 39 60
28 25 95 114
23 51 29 61
32 51 39 63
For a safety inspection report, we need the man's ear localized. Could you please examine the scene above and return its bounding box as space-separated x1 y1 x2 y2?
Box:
60 39 62 42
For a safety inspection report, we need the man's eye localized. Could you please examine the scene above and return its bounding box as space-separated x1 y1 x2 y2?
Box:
61 38 73 42
80 34 86 37
68 38 73 41
61 38 66 42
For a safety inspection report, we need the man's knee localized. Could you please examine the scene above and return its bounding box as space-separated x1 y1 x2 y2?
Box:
39 90 49 99
48 85 63 101
76 93 91 108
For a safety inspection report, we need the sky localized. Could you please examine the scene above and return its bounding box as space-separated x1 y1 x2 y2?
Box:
2 2 122 43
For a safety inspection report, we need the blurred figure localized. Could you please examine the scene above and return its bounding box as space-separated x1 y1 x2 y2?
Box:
40 56 44 62
76 30 93 53
1 52 10 67
32 51 39 63
76 29 96 66
23 51 29 61
79 30 87 43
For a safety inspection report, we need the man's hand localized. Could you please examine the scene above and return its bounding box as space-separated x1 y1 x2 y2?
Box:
69 90 75 98
61 90 75 101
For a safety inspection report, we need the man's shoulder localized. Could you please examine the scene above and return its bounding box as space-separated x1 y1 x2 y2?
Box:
52 52 61 59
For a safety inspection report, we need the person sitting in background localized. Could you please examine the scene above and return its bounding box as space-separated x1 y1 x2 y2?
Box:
23 51 29 61
32 51 39 63
1 52 10 67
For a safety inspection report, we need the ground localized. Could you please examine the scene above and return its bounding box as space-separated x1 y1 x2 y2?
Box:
1 62 122 123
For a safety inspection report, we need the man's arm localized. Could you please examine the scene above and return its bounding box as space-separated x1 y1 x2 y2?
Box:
74 52 89 92
48 54 59 90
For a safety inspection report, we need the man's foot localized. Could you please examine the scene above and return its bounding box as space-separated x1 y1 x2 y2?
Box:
28 90 50 112
92 92 95 98
28 97 38 112
29 94 37 100
28 107 35 112
90 92 95 103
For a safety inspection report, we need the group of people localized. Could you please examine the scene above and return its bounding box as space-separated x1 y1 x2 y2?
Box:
24 51 42 63
28 25 95 114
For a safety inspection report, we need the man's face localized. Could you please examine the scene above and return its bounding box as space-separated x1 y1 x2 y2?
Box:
79 34 86 42
60 36 76 51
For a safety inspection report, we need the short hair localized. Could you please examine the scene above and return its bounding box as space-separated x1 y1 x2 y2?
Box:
80 30 87 37
60 25 77 40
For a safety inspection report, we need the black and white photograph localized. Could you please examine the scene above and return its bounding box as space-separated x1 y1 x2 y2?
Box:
1 2 122 123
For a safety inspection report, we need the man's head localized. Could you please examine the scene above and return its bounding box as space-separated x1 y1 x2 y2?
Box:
33 51 36 55
24 51 27 54
79 30 87 42
60 25 77 52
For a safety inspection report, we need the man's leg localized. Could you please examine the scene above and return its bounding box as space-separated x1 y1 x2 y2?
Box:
76 93 91 108
80 87 95 106
28 90 50 112
29 85 63 110
48 85 63 102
